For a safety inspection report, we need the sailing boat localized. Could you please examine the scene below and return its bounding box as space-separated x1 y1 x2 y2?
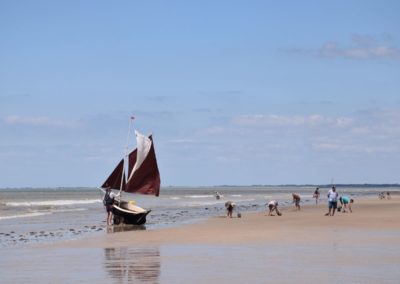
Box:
100 124 160 226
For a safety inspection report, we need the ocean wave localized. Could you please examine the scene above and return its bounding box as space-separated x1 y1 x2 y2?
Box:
0 212 50 220
0 208 88 221
184 195 214 199
5 199 101 207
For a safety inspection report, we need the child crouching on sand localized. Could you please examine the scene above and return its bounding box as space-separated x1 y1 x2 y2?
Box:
267 200 281 216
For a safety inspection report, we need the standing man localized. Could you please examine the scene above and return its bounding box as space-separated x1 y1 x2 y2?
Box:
313 187 320 204
101 187 120 226
225 201 235 218
325 186 339 216
292 193 301 211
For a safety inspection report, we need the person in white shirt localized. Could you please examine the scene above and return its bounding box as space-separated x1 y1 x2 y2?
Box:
267 200 281 216
325 186 339 216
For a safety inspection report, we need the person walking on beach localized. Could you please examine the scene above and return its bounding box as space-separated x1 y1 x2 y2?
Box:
339 196 354 213
292 193 301 210
325 186 339 216
267 200 281 216
225 201 235 218
101 187 120 226
313 187 320 204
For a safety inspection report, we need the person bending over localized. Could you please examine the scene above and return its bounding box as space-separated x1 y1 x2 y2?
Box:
267 200 281 216
339 196 354 213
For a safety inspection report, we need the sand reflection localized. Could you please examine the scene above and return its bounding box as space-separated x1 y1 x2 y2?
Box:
104 247 160 284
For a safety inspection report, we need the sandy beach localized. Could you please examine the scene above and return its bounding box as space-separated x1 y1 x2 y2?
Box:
2 197 400 283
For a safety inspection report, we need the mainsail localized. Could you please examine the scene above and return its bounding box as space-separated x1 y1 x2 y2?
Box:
101 130 160 197
126 131 160 196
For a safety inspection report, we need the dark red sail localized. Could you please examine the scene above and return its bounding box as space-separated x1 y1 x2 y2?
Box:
126 135 160 196
101 159 126 191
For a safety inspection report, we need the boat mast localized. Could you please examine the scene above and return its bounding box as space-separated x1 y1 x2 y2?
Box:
118 116 135 204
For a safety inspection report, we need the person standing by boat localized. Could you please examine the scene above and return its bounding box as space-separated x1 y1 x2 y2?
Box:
325 186 339 216
101 187 120 226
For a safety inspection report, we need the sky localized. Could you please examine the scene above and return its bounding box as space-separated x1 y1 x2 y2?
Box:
1 0 399 187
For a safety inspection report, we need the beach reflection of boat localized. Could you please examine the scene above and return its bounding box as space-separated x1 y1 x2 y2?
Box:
104 247 160 284
107 224 146 233
100 118 161 226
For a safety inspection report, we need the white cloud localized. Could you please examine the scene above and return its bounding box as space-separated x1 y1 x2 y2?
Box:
233 114 352 128
167 139 197 144
3 115 73 128
286 34 400 60
318 42 400 59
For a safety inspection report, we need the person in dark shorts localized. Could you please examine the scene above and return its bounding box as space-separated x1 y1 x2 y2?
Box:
292 193 301 210
225 201 235 218
101 187 120 226
267 200 281 216
325 186 339 216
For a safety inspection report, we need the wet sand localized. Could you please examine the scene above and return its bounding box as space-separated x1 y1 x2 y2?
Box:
2 198 400 283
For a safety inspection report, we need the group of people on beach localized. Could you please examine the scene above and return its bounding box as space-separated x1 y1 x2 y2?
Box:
224 186 355 218
378 191 391 200
267 186 354 217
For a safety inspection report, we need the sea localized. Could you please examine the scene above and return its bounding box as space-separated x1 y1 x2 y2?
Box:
0 185 398 248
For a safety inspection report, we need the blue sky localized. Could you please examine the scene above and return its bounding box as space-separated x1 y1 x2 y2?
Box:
1 0 399 187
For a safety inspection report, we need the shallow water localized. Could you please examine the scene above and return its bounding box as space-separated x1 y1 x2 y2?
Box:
2 241 400 284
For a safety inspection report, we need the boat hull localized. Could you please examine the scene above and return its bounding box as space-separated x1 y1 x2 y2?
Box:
112 205 151 225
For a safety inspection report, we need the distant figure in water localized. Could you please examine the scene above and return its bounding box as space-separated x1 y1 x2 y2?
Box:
267 200 281 216
339 196 354 213
225 201 235 218
101 187 120 226
292 193 301 210
313 187 320 204
215 191 221 200
325 186 339 216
